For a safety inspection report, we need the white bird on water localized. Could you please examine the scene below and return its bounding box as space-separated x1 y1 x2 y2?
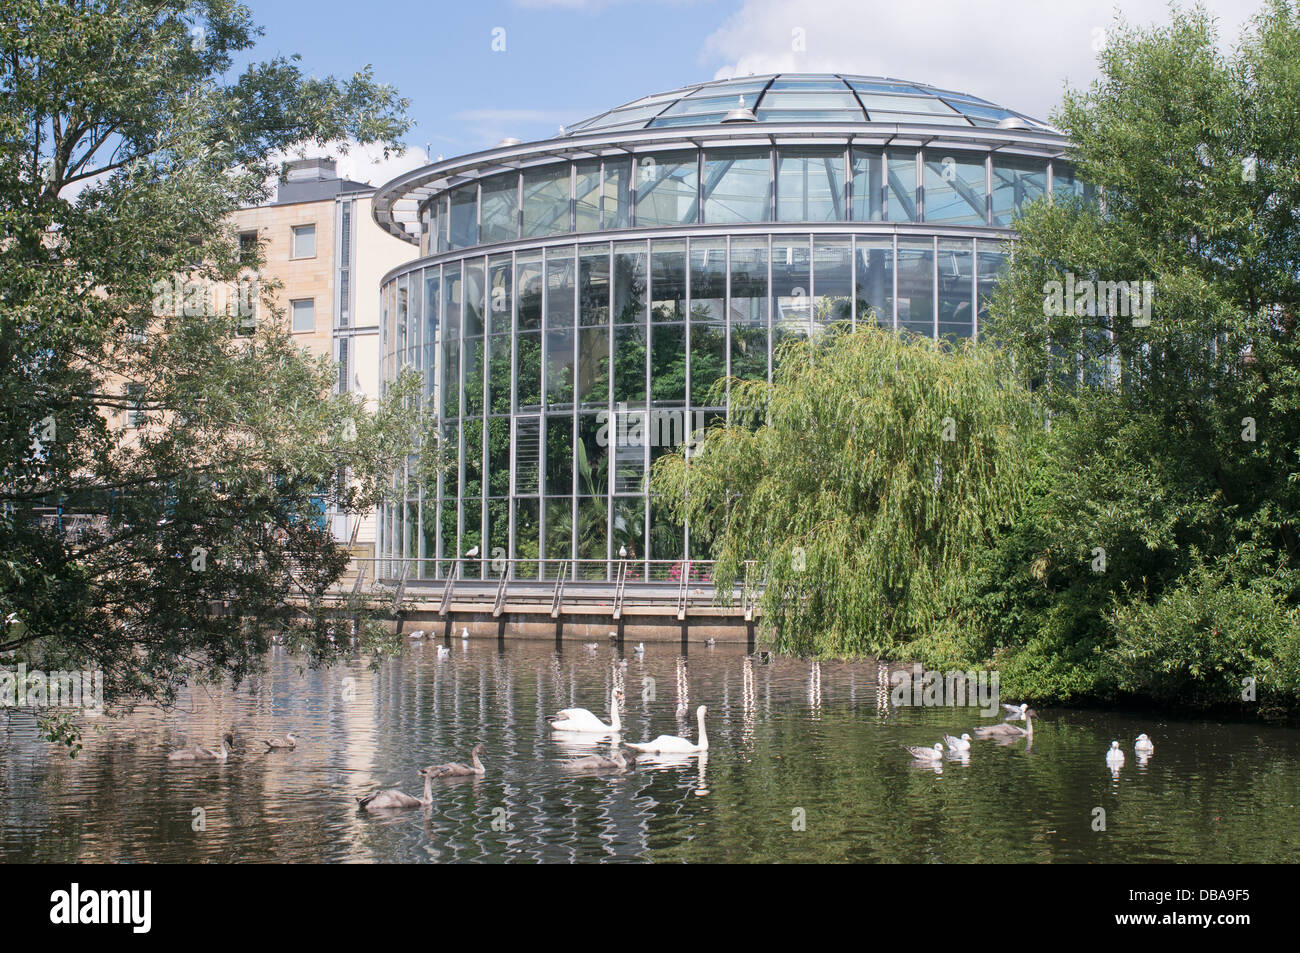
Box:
1002 702 1031 720
1106 741 1126 767
626 705 710 754
1135 734 1154 755
548 689 623 734
461 626 470 643
942 733 972 754
437 644 450 659
905 742 944 763
634 642 645 656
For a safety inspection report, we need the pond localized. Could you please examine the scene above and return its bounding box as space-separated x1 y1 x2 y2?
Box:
2 638 1297 862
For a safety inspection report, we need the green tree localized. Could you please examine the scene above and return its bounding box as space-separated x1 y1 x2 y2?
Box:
652 327 1041 657
0 0 423 728
979 0 1300 710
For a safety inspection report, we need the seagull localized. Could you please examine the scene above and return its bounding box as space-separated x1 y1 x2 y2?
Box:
905 742 944 762
408 629 426 640
634 642 645 656
608 631 618 642
464 545 480 559
437 644 450 659
705 638 716 647
1135 734 1154 755
461 626 469 643
942 733 972 754
1106 741 1125 768
618 544 627 559
263 732 297 751
1001 703 1031 720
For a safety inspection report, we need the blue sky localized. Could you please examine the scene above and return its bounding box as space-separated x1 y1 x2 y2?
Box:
243 0 1263 185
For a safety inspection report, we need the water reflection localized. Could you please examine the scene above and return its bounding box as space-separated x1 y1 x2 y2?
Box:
1 640 1298 863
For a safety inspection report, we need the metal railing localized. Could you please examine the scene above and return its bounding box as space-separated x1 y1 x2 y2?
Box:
365 556 720 587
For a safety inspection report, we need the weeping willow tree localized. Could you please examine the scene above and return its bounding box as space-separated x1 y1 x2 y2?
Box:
652 326 1042 658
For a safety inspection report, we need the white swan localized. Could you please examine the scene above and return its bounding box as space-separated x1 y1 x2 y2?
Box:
906 742 944 762
548 689 623 734
1106 741 1125 766
626 705 709 754
1135 733 1154 755
942 733 972 754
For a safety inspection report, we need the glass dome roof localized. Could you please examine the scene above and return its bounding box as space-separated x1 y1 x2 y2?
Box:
563 74 1053 135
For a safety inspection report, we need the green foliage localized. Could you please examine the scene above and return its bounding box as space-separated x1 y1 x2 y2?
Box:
0 0 420 730
652 326 1042 658
976 0 1300 713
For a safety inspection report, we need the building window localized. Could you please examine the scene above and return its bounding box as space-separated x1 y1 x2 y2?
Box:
238 230 259 267
291 223 316 259
291 298 315 333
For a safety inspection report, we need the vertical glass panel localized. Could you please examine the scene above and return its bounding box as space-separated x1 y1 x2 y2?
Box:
650 240 686 323
602 157 633 229
635 150 698 227
421 500 437 574
439 500 456 576
702 148 771 223
897 238 935 338
730 237 769 383
487 254 512 336
545 497 572 566
689 238 727 405
432 196 447 254
395 274 407 355
424 269 439 399
462 498 482 576
464 259 486 337
992 156 1047 225
409 271 423 370
517 332 541 410
575 496 607 569
514 416 540 494
850 147 885 221
513 497 539 578
976 240 1008 338
887 150 918 222
448 184 478 249
545 249 575 408
1051 163 1097 205
576 413 608 499
441 262 462 417
516 252 543 331
924 150 987 225
777 147 845 222
613 242 646 324
578 325 609 407
486 499 509 572
648 495 683 564
812 236 853 328
611 494 645 560
462 417 483 497
855 237 894 328
613 324 647 407
464 337 485 416
574 159 602 233
488 417 510 497
651 323 686 407
579 246 610 327
938 238 974 341
545 416 574 501
772 237 812 348
480 173 519 244
523 163 571 237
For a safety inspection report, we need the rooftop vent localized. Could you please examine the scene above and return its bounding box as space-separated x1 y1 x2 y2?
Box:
283 157 338 182
496 137 523 147
720 95 758 124
996 116 1035 131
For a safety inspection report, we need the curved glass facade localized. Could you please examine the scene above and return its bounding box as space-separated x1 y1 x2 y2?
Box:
376 76 1085 580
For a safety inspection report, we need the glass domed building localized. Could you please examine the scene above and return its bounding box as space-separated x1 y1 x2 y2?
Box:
371 74 1085 581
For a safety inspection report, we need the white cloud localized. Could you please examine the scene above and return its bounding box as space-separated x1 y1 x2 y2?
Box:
701 0 1260 122
275 139 431 187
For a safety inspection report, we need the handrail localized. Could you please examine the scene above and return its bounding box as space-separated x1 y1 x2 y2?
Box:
392 560 410 609
350 562 368 596
492 570 509 617
675 558 692 621
611 558 628 620
550 559 569 618
438 563 458 615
